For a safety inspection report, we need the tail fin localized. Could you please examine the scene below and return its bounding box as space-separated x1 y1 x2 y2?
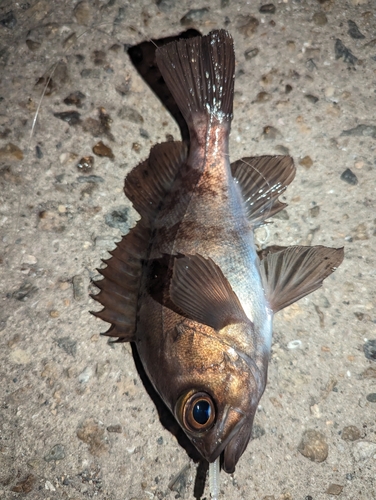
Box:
156 30 235 129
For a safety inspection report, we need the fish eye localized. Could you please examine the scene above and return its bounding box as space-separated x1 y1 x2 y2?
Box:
176 391 216 433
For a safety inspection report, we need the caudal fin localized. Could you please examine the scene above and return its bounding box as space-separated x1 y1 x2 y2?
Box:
156 30 235 130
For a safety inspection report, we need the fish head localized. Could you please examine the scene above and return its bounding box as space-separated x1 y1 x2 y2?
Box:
171 320 267 473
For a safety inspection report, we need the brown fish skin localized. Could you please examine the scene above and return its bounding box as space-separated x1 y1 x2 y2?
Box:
92 30 344 474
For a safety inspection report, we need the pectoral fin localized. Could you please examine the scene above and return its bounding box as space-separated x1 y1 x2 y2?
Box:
231 155 295 227
260 245 344 313
170 254 249 330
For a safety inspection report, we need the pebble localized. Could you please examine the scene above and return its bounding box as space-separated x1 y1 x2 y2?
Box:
310 205 320 217
36 145 43 159
326 484 343 495
287 340 302 350
360 367 376 379
11 474 36 493
12 282 38 301
105 206 129 233
341 124 376 138
107 424 122 433
92 141 114 159
236 15 259 37
252 424 266 439
348 20 365 39
10 349 31 365
77 156 94 173
180 8 209 26
366 393 376 403
77 175 104 183
156 0 177 12
81 68 101 79
305 94 319 104
64 91 86 108
299 155 313 169
340 168 358 185
335 39 358 65
244 48 259 60
0 142 23 161
78 366 94 383
53 111 81 126
26 39 41 52
312 11 327 26
255 91 272 103
57 337 77 357
168 464 190 496
259 4 276 14
44 444 66 462
118 105 144 124
76 418 110 456
0 10 17 29
341 425 361 441
297 429 328 462
73 1 92 25
364 339 376 361
262 126 280 140
72 275 86 302
352 440 376 461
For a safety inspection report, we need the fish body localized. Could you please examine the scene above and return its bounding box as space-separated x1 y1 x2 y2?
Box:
93 30 343 474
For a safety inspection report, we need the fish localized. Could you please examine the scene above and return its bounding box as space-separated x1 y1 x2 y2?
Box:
92 29 344 479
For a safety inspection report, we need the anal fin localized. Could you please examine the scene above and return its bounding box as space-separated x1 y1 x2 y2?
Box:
231 156 295 227
260 245 344 313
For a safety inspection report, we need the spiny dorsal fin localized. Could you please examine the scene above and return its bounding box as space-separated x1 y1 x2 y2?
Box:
231 156 295 227
91 221 151 342
156 30 235 128
259 245 344 313
124 141 187 223
170 253 249 331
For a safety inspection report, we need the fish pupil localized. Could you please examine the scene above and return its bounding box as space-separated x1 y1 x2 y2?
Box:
193 400 211 424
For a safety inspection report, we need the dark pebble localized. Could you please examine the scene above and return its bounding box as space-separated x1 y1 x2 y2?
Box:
157 436 164 445
285 84 293 94
12 282 38 301
139 128 149 139
326 484 343 495
348 20 365 40
91 50 107 66
63 91 86 108
312 11 327 26
364 339 376 361
118 105 144 124
341 124 376 138
11 474 36 493
77 156 94 173
335 39 358 65
180 8 209 26
310 205 320 218
340 168 358 185
0 11 17 29
107 424 122 433
236 15 259 36
92 141 114 159
80 68 101 79
36 145 43 159
341 425 361 441
26 39 41 51
168 464 190 496
262 125 280 139
105 206 129 233
99 107 112 131
366 393 376 403
251 424 266 439
77 175 104 183
297 429 328 462
53 111 81 126
244 48 259 60
305 94 319 104
44 444 66 462
259 4 276 14
156 0 177 12
57 337 77 356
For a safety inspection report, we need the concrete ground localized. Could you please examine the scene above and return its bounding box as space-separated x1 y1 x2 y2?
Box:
1 0 375 499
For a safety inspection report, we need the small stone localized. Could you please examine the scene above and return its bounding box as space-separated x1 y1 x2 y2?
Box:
340 168 358 185
72 275 86 302
341 124 376 138
360 367 376 379
157 436 164 445
352 441 376 461
118 105 144 124
92 141 114 159
252 424 266 439
63 91 86 108
0 10 17 29
132 142 142 152
12 282 38 301
255 91 272 102
297 429 328 462
244 48 259 60
286 40 296 52
45 480 56 491
180 8 209 26
299 155 313 169
63 32 77 50
36 145 43 159
74 1 92 25
44 444 66 462
326 484 343 495
57 337 77 357
312 12 327 26
50 310 60 318
348 20 365 39
259 4 276 14
305 94 319 104
262 126 280 140
10 349 31 365
78 366 94 383
77 418 110 456
53 111 81 126
81 68 101 79
310 205 320 217
105 206 129 233
26 39 41 51
11 474 36 493
364 339 376 361
366 393 376 403
77 175 104 183
168 464 190 496
285 84 293 94
91 50 106 66
156 0 177 12
335 39 358 65
77 156 94 173
0 142 23 161
107 424 122 433
236 15 259 37
341 425 361 441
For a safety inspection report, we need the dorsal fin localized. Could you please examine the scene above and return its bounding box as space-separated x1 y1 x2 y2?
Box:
231 156 295 227
91 221 151 342
124 141 188 223
259 245 344 313
156 30 235 130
